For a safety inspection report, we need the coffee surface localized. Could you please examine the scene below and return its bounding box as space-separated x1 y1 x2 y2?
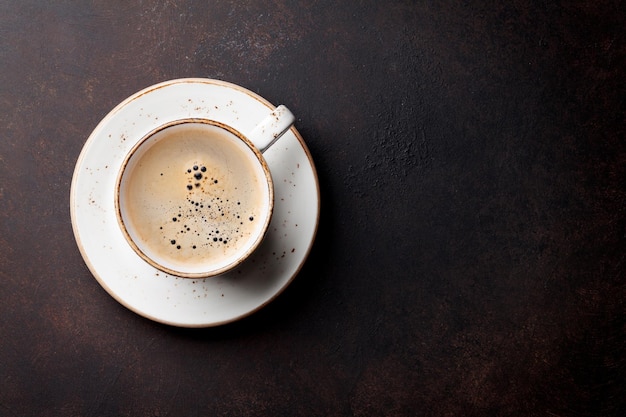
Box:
118 122 271 274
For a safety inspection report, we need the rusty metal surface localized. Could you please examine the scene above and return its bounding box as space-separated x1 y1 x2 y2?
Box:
1 1 624 415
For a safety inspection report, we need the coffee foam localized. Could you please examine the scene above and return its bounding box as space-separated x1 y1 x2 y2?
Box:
117 121 272 276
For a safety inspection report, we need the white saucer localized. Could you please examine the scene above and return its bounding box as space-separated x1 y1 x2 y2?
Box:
70 79 320 327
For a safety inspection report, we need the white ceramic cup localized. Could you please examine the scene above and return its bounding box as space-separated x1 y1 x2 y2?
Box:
115 105 295 278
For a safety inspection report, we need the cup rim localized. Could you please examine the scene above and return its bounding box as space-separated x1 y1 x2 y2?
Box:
114 118 274 278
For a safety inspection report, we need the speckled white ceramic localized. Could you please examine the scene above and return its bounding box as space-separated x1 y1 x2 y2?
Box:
70 79 320 327
115 107 294 279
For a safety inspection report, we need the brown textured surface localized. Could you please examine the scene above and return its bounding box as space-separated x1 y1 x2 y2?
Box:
1 1 624 416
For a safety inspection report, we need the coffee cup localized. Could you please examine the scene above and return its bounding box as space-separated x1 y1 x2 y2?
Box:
115 105 295 278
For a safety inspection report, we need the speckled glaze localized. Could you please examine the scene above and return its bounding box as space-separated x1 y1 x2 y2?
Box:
114 111 293 279
70 79 319 327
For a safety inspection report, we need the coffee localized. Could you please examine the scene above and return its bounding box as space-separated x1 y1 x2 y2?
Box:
117 120 273 277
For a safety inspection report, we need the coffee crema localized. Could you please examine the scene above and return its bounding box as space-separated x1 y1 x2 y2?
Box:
116 120 273 277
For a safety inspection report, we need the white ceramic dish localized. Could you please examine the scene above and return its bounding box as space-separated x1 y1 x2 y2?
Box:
70 79 320 327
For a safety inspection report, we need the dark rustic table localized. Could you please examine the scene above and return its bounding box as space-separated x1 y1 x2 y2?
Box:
1 1 624 416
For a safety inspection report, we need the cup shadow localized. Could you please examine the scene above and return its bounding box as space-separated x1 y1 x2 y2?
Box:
159 139 334 340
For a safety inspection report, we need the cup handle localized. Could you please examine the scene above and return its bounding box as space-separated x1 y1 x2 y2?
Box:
248 105 295 153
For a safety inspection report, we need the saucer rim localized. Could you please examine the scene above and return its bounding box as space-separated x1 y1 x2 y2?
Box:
70 78 320 327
